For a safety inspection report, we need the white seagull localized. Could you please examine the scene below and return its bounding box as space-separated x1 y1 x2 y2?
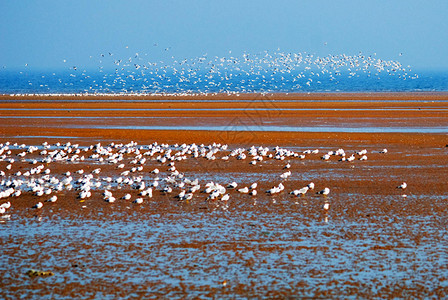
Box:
317 188 330 196
397 182 407 189
296 186 309 195
228 182 238 189
34 202 44 209
47 196 57 203
133 198 144 204
0 202 11 209
238 187 249 194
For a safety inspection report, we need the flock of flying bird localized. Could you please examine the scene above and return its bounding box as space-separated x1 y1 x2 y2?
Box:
0 141 407 216
16 47 416 95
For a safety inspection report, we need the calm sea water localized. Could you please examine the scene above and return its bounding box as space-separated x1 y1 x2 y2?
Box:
1 69 447 95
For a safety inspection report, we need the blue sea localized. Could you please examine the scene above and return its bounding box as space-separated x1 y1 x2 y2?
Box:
1 69 447 95
0 71 448 94
1 52 447 94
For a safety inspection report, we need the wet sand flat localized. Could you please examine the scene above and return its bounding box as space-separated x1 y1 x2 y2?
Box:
0 93 448 298
1 93 447 145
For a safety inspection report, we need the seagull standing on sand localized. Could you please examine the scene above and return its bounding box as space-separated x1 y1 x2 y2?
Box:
280 171 291 179
0 202 11 209
318 188 330 196
133 198 144 204
294 186 309 196
228 182 238 189
397 182 407 189
238 187 249 194
47 196 57 203
106 196 116 203
0 202 11 214
34 202 43 209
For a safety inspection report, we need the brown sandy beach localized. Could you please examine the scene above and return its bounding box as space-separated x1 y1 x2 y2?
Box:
1 92 447 146
1 93 448 298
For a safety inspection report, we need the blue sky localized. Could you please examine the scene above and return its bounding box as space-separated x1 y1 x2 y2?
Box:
1 0 448 71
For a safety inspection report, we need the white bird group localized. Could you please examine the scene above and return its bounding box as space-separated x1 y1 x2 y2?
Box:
0 201 11 214
0 140 399 216
22 46 415 95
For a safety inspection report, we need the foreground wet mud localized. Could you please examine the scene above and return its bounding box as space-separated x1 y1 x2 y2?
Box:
1 94 447 298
